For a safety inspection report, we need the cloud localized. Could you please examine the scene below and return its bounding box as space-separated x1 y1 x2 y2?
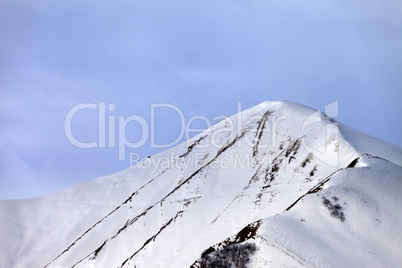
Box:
0 0 401 199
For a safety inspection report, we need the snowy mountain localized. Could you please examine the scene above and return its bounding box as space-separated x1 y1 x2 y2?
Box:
1 100 401 268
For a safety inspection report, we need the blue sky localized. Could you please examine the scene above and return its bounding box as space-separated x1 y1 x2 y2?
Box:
1 0 401 200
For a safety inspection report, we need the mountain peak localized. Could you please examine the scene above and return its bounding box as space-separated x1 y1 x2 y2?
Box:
1 101 401 268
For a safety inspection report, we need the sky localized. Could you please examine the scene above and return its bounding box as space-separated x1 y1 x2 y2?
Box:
0 0 401 200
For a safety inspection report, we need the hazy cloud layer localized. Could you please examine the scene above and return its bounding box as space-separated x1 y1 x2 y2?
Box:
1 0 401 199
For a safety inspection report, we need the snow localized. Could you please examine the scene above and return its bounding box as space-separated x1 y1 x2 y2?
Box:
254 156 402 268
0 100 401 268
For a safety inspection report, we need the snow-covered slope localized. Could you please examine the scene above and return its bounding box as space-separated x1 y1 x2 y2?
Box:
251 155 402 268
1 100 401 268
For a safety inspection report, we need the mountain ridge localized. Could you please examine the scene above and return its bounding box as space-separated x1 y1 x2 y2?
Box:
1 100 401 268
